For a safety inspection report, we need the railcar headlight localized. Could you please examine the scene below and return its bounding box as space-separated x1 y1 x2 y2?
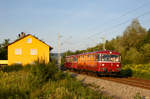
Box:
116 64 119 67
102 64 105 66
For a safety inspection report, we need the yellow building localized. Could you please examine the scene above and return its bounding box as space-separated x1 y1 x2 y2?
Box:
8 33 53 65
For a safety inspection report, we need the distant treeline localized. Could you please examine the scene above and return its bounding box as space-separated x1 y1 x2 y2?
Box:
64 19 150 65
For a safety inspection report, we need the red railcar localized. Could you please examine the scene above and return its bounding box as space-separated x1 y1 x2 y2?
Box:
64 50 121 73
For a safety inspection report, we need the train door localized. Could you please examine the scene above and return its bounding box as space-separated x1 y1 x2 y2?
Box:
97 54 111 72
101 54 111 72
72 56 77 69
93 54 97 71
97 53 102 72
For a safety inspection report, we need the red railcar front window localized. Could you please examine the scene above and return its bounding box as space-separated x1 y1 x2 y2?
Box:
98 54 120 62
102 54 111 61
110 55 120 62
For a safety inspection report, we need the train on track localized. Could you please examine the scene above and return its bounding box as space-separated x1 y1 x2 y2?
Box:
64 50 121 75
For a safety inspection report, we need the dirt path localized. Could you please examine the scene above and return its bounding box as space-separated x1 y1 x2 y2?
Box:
71 72 150 99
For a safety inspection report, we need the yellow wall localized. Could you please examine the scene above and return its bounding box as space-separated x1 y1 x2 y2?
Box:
0 60 8 64
8 35 50 65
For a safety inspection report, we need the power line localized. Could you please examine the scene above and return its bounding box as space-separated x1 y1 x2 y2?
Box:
77 10 150 50
80 1 150 42
61 2 150 52
92 10 150 38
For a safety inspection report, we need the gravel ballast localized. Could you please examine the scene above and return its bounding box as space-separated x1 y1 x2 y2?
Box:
72 73 150 99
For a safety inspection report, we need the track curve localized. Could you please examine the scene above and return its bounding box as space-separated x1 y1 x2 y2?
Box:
100 77 150 90
70 71 150 90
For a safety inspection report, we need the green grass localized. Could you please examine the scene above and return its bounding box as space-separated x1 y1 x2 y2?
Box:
0 62 110 99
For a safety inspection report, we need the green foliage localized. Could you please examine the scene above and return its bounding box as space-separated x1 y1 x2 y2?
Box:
0 39 10 60
134 93 142 99
125 48 143 64
122 64 150 80
0 48 8 60
30 62 58 82
120 67 132 77
0 63 109 99
1 64 23 72
141 43 150 63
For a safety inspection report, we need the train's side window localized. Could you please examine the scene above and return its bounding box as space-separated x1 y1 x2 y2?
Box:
87 55 89 61
83 55 84 61
91 55 93 61
92 55 94 60
70 58 72 62
74 57 77 62
97 54 101 61
68 58 70 62
65 58 67 62
94 54 96 61
92 54 94 61
90 55 92 60
102 54 111 61
89 55 91 60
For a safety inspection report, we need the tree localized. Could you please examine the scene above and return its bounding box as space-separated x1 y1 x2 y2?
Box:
125 48 143 64
141 44 150 63
121 18 147 51
0 39 10 60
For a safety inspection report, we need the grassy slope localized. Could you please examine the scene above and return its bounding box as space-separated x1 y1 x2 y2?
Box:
0 63 110 99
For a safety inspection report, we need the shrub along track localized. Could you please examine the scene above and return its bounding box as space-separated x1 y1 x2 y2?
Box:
70 70 150 90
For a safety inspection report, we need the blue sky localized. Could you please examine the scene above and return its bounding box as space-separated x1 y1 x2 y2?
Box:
0 0 150 53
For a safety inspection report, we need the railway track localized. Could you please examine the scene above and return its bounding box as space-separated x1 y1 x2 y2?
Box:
100 77 150 90
70 71 150 90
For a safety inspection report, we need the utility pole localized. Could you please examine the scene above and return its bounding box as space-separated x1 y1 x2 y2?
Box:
57 32 61 69
101 37 106 50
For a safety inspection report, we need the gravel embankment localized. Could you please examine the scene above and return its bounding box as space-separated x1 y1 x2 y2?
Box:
71 73 150 99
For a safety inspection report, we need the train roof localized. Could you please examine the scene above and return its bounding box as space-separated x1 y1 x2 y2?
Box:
65 50 120 57
65 55 77 58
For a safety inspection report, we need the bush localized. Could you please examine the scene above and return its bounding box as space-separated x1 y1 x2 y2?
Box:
122 64 150 80
29 62 60 82
0 64 23 72
120 67 132 77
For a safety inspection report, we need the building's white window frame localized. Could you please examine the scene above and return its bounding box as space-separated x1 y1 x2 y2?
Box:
27 38 32 43
30 49 37 55
15 62 22 65
15 48 22 55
